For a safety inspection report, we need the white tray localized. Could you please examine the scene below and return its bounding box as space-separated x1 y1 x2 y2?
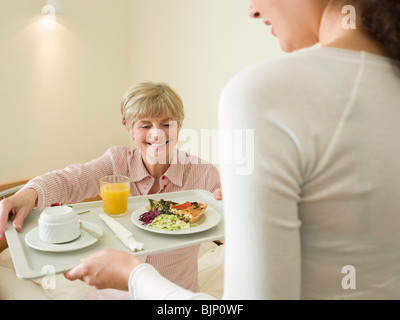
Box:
5 190 224 280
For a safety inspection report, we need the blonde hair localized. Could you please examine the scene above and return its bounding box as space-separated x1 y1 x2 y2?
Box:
121 81 185 128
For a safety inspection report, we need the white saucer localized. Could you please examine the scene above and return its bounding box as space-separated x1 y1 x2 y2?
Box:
25 220 103 253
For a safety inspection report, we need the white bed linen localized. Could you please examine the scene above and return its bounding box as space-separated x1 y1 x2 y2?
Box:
0 242 224 300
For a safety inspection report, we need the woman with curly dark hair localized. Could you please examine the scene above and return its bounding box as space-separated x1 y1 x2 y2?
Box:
65 1 400 300
354 0 400 71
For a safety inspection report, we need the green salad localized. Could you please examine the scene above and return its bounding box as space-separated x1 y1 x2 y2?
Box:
149 214 197 231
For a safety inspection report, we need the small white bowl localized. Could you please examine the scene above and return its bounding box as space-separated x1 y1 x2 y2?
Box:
38 206 81 244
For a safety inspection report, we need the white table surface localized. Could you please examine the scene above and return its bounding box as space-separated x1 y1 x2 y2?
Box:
5 190 224 280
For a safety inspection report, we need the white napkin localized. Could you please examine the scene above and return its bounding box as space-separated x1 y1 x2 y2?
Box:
99 214 144 252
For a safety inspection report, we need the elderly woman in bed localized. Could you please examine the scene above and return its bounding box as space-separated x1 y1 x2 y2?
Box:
0 81 222 299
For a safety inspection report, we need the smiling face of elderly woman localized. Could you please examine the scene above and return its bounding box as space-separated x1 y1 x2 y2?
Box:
121 82 184 165
248 0 330 52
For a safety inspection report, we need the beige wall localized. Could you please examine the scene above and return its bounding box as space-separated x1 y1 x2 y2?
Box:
0 0 284 184
130 0 284 162
0 0 131 183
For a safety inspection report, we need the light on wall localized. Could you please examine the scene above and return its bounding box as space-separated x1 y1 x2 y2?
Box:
41 0 63 30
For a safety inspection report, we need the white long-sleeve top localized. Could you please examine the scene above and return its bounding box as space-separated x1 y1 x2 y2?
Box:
129 47 400 300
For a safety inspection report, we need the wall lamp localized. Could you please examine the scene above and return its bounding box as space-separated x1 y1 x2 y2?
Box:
41 0 63 30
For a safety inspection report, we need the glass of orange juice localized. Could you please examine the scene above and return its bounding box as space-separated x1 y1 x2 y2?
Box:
100 175 130 216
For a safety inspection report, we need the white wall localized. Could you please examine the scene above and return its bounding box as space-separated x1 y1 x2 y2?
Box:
0 0 284 184
130 0 284 163
0 0 131 183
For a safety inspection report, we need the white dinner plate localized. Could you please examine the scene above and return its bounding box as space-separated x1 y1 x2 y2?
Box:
25 221 103 253
131 206 221 235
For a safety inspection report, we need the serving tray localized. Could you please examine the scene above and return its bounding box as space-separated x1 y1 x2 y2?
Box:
5 189 224 280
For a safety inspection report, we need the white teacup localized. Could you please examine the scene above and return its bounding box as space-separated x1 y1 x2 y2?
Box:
38 206 81 244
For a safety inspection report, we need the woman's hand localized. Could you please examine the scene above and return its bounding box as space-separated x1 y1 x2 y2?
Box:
64 249 143 291
0 188 37 240
213 189 222 200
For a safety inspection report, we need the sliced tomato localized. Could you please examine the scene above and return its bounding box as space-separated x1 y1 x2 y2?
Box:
171 201 191 210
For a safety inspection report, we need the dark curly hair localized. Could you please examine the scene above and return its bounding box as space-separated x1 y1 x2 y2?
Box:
349 0 400 71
